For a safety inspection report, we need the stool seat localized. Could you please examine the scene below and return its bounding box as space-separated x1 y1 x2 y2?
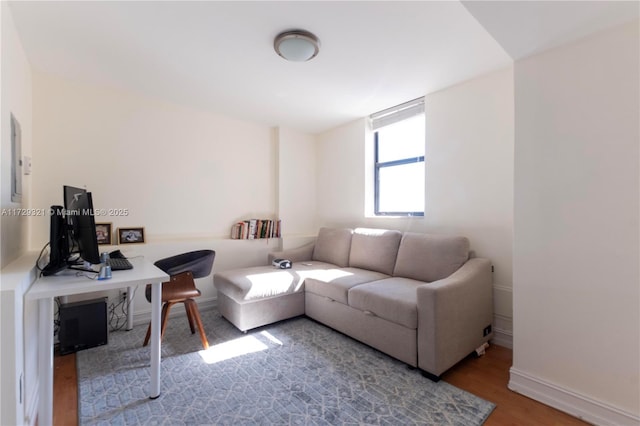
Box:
154 249 215 278
143 250 215 350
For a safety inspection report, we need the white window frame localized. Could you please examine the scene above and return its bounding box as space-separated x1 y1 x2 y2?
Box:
370 97 425 217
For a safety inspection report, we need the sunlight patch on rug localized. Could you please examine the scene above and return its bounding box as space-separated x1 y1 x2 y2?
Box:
199 334 270 364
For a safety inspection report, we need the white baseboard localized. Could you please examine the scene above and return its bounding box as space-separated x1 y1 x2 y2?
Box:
509 367 640 426
491 312 513 349
490 326 512 349
491 285 513 349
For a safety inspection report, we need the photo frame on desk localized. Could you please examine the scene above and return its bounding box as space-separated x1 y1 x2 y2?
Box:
118 227 145 244
95 223 112 245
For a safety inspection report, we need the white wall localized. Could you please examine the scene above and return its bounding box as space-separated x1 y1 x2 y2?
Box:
1 1 32 268
275 127 318 238
316 67 515 344
511 20 639 424
316 118 368 227
30 72 278 247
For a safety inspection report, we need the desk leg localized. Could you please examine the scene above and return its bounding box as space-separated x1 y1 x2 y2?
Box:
149 281 162 399
126 286 134 331
38 298 54 426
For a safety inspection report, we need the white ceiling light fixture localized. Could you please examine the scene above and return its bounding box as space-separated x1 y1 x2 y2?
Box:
274 30 320 62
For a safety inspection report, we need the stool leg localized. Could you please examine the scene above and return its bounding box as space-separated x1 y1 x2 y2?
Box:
161 302 175 341
186 299 209 350
143 302 171 347
185 302 196 334
143 324 152 347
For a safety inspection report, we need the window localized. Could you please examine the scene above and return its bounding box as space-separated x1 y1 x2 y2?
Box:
371 98 425 216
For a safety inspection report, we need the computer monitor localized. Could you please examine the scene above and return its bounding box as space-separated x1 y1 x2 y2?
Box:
64 185 85 257
74 192 101 265
63 185 101 266
41 205 69 276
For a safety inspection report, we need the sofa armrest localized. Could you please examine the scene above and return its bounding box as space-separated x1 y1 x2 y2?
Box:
416 257 493 377
268 242 315 264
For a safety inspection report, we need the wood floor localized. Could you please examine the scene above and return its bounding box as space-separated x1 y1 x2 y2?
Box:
53 343 589 426
441 346 589 426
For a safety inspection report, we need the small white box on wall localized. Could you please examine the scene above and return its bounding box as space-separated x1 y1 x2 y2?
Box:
23 156 32 175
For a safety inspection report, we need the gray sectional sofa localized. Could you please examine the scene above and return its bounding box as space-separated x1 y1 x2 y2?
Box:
214 227 493 380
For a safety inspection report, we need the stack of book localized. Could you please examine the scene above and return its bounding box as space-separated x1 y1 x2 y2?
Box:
230 219 281 240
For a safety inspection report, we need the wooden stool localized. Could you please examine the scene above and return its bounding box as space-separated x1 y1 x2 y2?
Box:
143 274 210 350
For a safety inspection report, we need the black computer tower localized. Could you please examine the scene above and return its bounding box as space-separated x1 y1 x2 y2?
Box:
58 297 108 355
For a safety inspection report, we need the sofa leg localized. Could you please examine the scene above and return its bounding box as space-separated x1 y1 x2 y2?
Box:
407 365 416 371
420 370 441 382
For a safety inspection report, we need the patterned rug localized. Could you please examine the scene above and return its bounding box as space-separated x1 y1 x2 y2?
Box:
77 309 495 425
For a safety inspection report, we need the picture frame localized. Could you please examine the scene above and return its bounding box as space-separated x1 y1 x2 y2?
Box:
95 223 113 245
118 227 145 244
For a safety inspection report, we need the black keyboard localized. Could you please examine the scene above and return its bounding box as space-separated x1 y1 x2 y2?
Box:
107 257 133 271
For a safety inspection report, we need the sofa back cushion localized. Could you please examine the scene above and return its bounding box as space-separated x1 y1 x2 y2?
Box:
393 232 469 282
349 228 402 275
312 227 353 267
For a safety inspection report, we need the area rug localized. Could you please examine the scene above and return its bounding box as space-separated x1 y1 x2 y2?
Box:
77 309 495 425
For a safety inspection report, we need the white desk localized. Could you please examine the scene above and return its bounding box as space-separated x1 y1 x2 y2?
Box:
25 258 169 426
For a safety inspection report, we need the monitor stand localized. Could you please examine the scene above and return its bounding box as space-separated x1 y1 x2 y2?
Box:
67 259 98 273
41 261 68 276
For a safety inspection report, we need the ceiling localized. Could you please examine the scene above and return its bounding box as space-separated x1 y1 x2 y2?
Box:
462 1 639 61
8 1 638 135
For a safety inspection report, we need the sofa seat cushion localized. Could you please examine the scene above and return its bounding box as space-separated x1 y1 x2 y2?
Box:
214 262 335 302
348 277 423 329
305 267 390 304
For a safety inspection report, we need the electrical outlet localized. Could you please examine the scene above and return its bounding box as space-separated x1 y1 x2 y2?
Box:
483 325 492 337
119 290 127 301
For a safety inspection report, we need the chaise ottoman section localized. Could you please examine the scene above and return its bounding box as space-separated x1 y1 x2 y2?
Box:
214 262 335 331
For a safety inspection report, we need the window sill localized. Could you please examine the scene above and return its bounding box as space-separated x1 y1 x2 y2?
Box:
364 213 425 219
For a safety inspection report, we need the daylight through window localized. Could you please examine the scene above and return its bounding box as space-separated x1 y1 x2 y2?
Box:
371 98 425 216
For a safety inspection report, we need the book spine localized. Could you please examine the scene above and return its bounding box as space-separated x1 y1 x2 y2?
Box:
248 219 257 240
